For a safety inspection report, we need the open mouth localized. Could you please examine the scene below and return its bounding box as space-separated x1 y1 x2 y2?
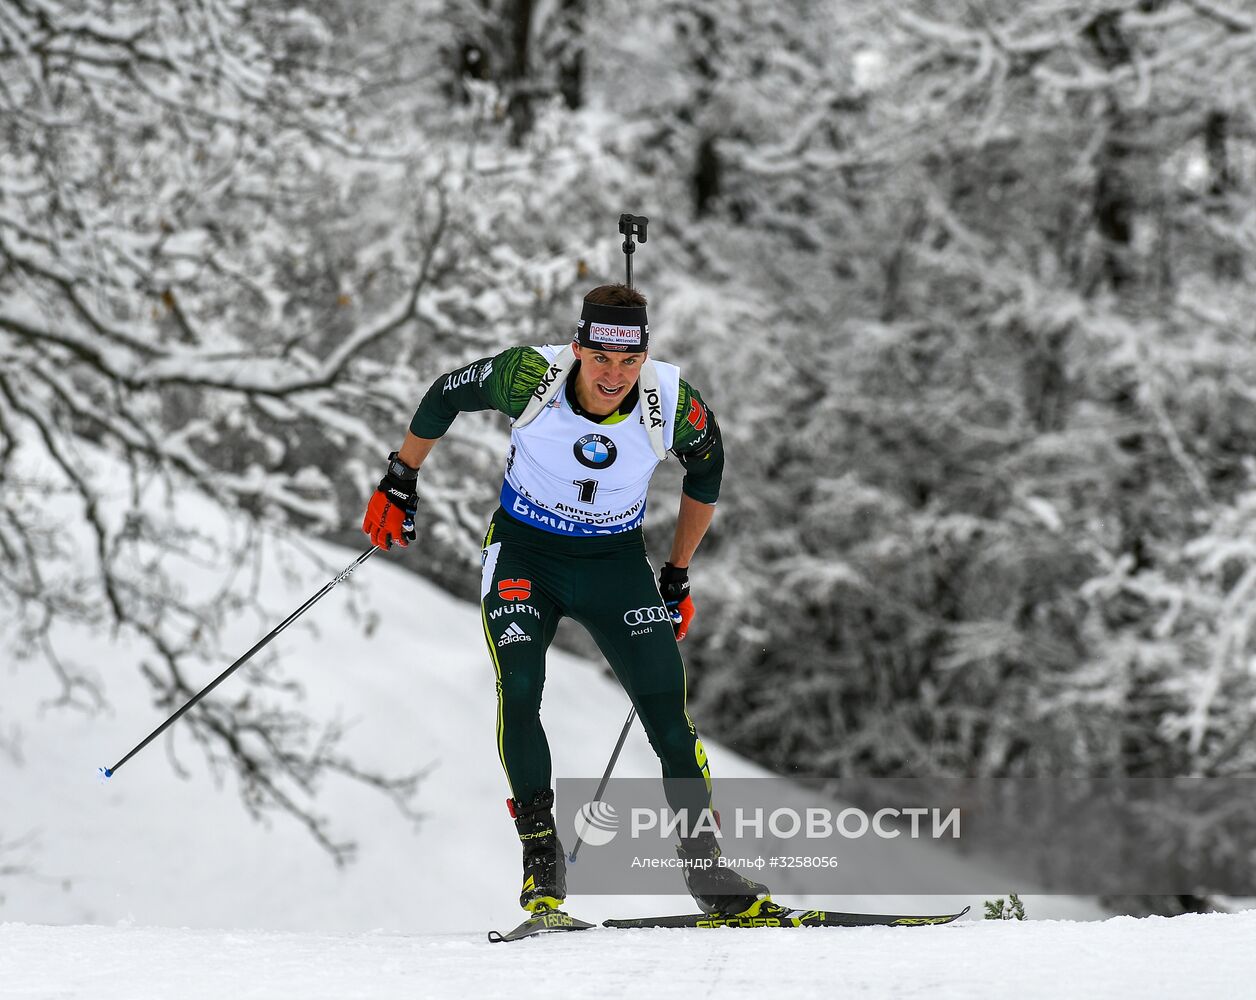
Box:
597 382 625 398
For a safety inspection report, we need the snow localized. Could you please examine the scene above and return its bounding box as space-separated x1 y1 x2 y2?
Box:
3 518 1245 997
2 911 1253 1000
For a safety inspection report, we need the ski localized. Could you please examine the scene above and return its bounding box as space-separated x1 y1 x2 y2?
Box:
602 902 970 930
487 907 596 943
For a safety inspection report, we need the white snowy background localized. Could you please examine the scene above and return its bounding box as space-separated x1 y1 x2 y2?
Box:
5 1 1256 997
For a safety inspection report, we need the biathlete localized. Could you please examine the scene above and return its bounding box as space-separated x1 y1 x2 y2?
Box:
362 282 770 917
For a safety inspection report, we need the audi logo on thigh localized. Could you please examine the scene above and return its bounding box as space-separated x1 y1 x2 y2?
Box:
623 606 670 626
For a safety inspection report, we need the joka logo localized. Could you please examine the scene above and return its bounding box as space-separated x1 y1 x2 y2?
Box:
574 433 617 469
498 578 532 601
533 363 561 400
497 622 531 647
623 606 670 626
573 800 619 847
645 386 664 429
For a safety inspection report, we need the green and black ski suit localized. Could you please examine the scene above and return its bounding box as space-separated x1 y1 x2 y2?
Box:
410 344 724 819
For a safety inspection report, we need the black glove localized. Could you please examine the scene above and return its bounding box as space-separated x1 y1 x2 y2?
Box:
658 563 694 640
362 452 418 549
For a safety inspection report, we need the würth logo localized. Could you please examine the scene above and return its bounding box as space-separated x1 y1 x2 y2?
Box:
498 578 532 601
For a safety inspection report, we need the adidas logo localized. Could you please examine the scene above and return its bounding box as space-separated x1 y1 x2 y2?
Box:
497 622 532 647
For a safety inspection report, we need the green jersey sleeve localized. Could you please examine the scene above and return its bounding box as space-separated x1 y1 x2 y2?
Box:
409 346 551 438
672 379 725 504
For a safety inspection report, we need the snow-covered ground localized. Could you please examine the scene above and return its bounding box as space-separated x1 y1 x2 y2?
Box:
6 522 1250 998
4 911 1254 1000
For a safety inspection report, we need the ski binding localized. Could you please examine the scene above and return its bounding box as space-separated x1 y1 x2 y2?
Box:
488 905 595 943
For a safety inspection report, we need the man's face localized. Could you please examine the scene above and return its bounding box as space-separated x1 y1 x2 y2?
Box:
572 343 646 407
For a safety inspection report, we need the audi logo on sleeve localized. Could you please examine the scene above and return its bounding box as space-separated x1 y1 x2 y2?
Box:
623 606 671 626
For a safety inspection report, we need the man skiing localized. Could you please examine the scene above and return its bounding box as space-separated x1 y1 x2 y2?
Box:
361 281 771 920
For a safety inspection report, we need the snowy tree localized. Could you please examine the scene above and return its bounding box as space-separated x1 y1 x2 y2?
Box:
433 0 587 144
0 0 433 860
0 0 616 860
674 0 1256 792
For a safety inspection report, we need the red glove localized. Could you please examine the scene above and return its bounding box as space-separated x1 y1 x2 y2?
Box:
659 563 695 641
362 452 418 549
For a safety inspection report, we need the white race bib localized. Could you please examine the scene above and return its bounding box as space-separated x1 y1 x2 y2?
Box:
501 344 680 535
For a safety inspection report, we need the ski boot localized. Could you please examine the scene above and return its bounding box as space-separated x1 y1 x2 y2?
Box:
676 829 771 916
509 789 567 913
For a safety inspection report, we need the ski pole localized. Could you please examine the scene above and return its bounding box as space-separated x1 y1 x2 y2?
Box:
568 705 636 863
99 542 383 779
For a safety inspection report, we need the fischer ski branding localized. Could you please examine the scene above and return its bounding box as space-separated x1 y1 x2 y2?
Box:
601 903 971 930
488 902 970 939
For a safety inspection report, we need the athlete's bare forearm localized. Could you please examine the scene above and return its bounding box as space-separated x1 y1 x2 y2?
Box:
397 431 438 470
668 493 715 568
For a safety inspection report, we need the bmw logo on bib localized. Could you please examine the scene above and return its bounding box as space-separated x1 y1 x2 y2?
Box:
574 433 617 469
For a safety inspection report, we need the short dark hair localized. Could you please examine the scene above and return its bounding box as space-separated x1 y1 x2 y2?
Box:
583 283 647 308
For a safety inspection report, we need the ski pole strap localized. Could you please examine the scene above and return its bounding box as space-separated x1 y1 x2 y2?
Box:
576 302 648 353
